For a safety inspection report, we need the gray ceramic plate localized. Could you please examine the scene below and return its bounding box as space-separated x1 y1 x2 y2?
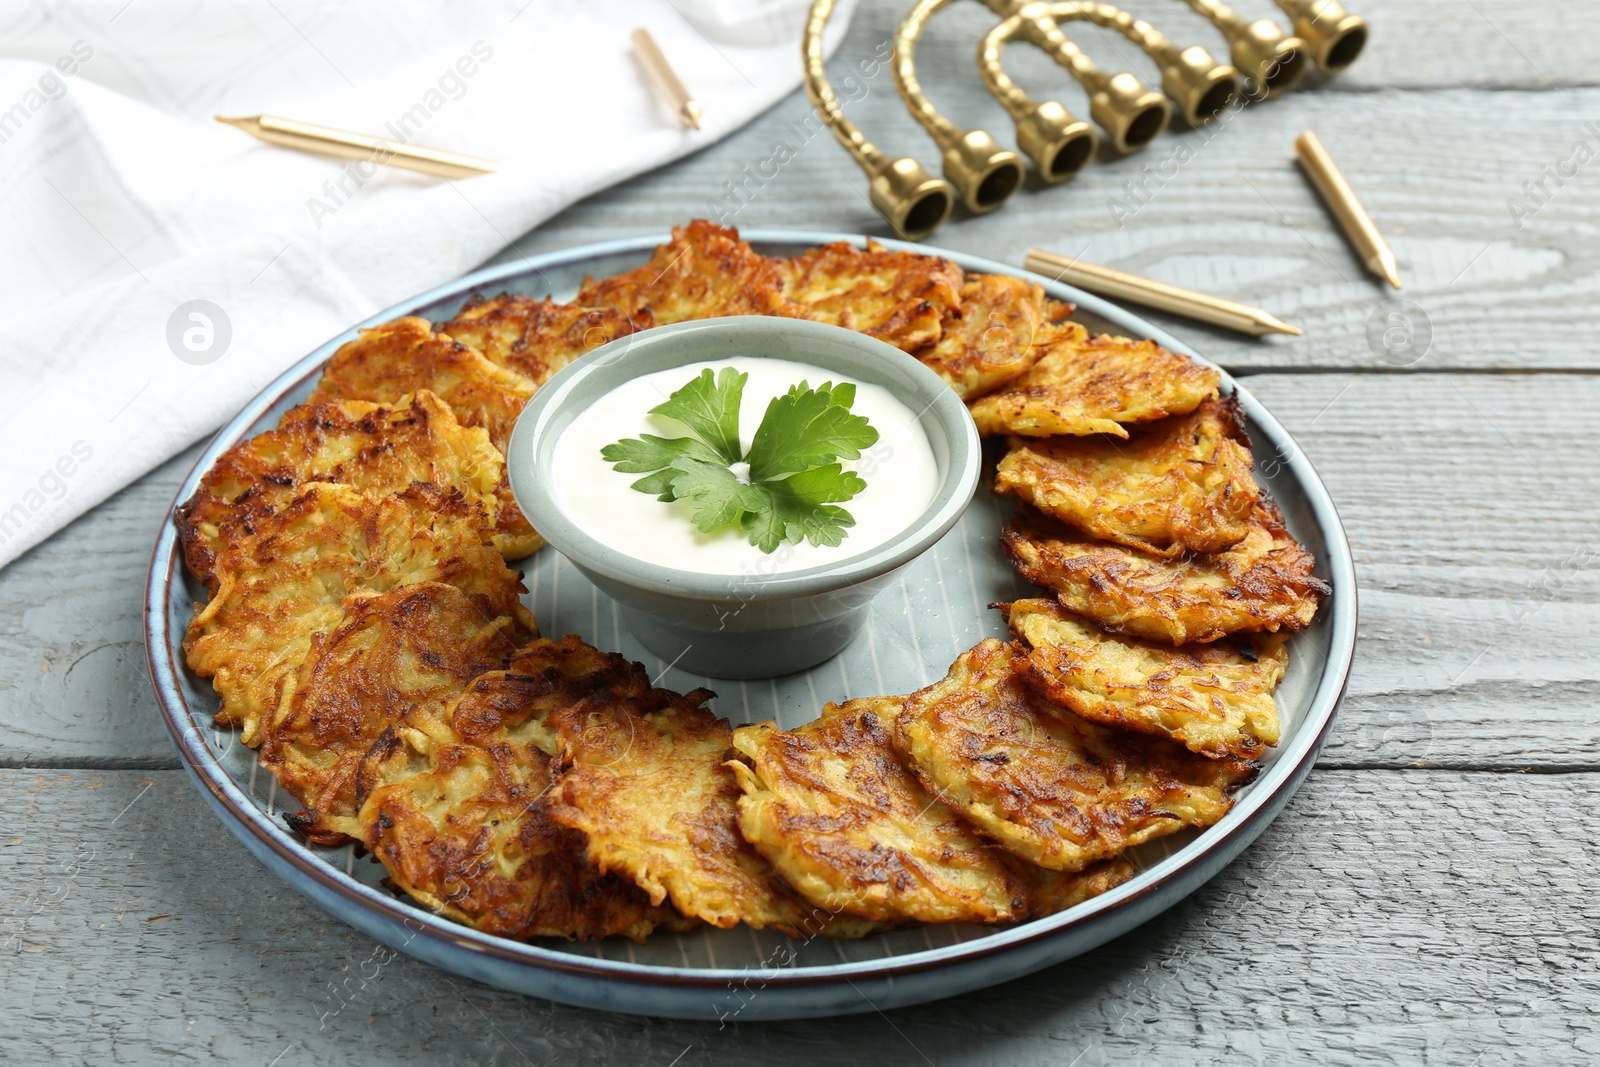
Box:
144 229 1356 1021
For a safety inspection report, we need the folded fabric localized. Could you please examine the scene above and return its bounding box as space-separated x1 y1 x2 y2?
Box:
0 0 856 568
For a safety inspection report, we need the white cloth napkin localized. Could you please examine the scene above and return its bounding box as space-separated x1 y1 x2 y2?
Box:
0 0 857 569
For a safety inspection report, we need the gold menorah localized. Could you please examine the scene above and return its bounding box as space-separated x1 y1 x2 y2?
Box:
803 0 1367 239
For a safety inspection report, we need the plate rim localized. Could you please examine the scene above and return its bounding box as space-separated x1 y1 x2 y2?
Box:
143 227 1358 1001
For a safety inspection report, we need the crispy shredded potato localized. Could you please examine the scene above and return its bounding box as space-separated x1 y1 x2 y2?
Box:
440 294 648 385
994 396 1260 557
306 317 542 559
544 685 873 937
177 392 503 589
1003 500 1329 645
1007 598 1287 760
778 239 964 352
969 330 1219 438
729 698 1031 925
183 482 532 744
1029 857 1138 919
175 219 1329 948
577 220 807 323
896 640 1252 871
917 274 1052 399
258 583 530 846
357 638 684 942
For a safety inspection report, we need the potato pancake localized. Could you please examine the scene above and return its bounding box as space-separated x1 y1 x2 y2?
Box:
175 220 1329 950
729 698 1030 925
576 220 807 323
183 482 532 744
440 294 648 385
777 239 964 352
1029 857 1138 919
544 688 871 938
355 636 651 802
1003 500 1327 645
917 274 1052 399
993 396 1260 557
259 583 531 846
896 640 1251 872
306 317 543 559
1043 298 1077 321
968 330 1220 438
177 392 503 590
1006 599 1287 760
357 638 683 942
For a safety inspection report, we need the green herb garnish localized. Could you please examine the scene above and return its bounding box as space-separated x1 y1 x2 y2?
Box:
601 367 880 554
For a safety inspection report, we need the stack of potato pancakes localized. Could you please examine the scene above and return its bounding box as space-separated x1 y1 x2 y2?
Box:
178 221 1327 942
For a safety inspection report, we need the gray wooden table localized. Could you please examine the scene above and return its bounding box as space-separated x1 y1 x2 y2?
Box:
5 0 1597 1062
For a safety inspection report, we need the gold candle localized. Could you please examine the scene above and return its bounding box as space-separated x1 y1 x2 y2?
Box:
631 28 703 130
1025 249 1302 337
216 114 495 179
1294 130 1401 288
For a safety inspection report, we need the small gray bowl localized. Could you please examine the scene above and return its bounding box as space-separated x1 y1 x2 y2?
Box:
505 316 981 679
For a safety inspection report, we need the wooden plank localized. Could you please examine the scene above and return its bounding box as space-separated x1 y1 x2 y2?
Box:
3 3 1592 1060
902 0 1600 94
502 5 1600 372
2 767 1595 1064
1 374 1595 770
0 446 198 770
1244 374 1600 769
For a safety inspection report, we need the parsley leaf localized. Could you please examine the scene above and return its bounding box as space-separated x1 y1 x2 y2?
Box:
600 434 719 500
602 368 878 555
667 456 765 533
747 381 879 481
741 464 864 553
647 367 746 464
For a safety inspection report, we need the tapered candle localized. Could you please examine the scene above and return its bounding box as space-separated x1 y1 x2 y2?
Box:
631 28 702 130
1294 130 1401 288
1024 249 1302 337
216 114 495 179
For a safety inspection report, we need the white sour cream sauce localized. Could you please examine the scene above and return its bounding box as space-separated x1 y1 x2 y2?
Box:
552 358 939 576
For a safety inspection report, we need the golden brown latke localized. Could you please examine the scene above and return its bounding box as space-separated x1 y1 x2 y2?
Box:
729 698 1031 926
357 638 683 942
183 482 532 744
968 329 1220 438
896 640 1251 872
993 396 1261 557
309 317 536 441
439 294 649 385
777 239 964 352
1006 599 1287 761
1042 298 1077 324
544 686 871 937
258 583 531 846
356 636 656 808
576 220 807 324
177 221 1325 949
1002 501 1329 645
1029 857 1138 919
177 392 504 590
305 316 543 559
918 274 1052 400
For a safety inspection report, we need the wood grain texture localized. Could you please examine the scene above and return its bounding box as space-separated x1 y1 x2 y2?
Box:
0 446 197 770
2 1 1596 1057
907 0 1600 94
3 375 1592 771
1244 374 1600 770
491 0 1600 372
2 767 1595 1066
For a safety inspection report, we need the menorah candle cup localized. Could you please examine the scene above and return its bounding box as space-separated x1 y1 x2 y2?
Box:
1276 0 1367 75
1015 101 1098 182
1156 44 1242 126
